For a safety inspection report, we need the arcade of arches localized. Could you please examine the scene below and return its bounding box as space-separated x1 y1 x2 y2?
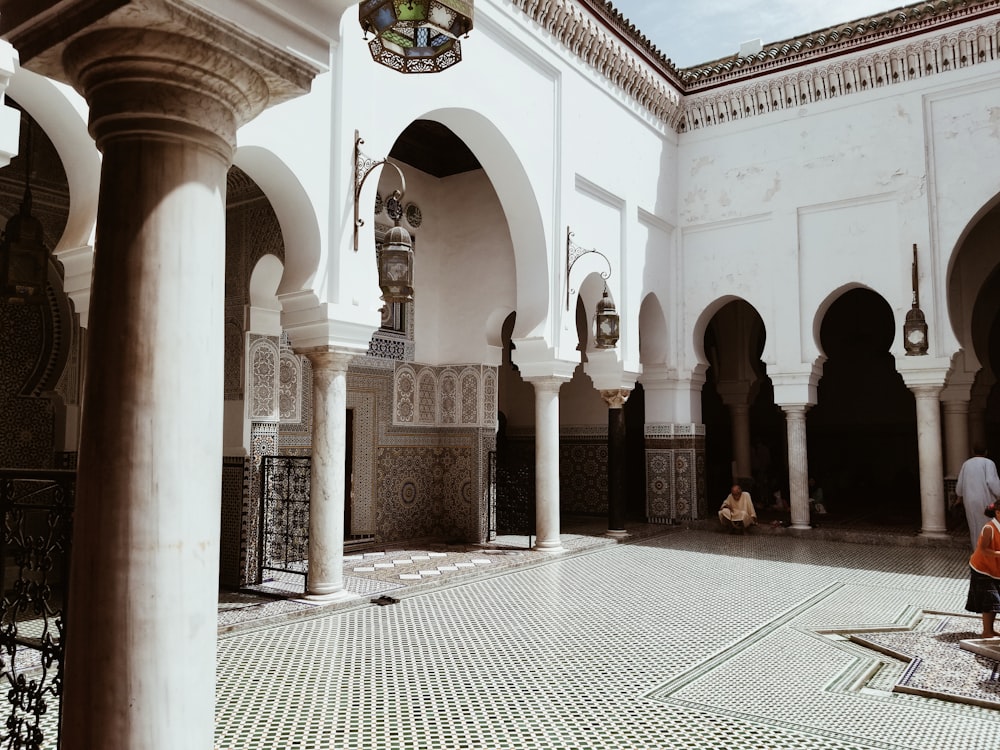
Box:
5 1 1000 747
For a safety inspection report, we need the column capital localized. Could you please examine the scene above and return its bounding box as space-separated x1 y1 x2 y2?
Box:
600 388 631 408
941 399 969 414
716 380 753 406
300 347 357 373
525 375 570 394
14 1 322 159
909 383 943 399
64 27 268 161
778 403 811 418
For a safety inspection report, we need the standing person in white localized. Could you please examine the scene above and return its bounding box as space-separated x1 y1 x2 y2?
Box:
957 446 1000 549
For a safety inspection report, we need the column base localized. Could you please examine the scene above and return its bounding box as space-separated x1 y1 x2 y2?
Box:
605 529 629 540
788 523 812 530
303 588 358 604
533 539 564 553
919 528 951 539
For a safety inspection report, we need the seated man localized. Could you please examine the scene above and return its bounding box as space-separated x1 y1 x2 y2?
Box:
719 483 757 532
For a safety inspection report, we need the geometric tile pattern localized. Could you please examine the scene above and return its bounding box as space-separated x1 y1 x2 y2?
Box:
219 456 248 587
216 530 998 750
393 363 498 428
646 425 707 522
559 437 608 515
346 548 506 581
845 612 1000 709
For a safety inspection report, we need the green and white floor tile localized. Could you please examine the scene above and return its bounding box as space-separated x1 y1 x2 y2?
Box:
215 531 1000 749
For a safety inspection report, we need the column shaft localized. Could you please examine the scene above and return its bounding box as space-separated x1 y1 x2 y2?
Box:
607 406 627 534
783 405 811 530
59 27 271 750
304 350 356 599
729 403 752 480
64 139 227 748
942 400 970 478
533 379 563 551
913 386 948 537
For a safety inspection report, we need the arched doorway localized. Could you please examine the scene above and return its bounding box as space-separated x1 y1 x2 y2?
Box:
700 300 780 508
808 288 918 523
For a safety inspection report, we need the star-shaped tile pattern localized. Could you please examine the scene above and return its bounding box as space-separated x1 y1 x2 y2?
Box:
847 611 1000 709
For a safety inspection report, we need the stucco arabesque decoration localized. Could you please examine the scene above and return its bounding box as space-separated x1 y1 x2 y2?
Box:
513 0 999 132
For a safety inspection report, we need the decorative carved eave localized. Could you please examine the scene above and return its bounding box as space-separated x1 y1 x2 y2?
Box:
679 0 998 90
680 14 1000 132
513 0 1000 133
510 0 684 129
574 0 684 86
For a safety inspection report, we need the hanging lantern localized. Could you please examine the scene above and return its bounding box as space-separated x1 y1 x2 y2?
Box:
0 191 47 304
594 287 620 349
0 116 48 304
359 0 474 74
903 243 928 355
379 223 414 304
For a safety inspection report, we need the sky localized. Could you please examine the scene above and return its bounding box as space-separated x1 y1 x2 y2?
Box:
606 0 908 68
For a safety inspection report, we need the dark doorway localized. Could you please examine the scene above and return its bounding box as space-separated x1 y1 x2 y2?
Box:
808 288 919 523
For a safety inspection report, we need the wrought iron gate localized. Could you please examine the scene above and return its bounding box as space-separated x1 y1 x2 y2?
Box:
488 452 534 545
260 456 311 578
0 469 75 750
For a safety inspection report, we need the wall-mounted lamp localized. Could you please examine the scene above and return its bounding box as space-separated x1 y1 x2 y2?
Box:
0 114 46 304
903 243 928 356
359 0 474 74
354 130 413 304
566 226 619 349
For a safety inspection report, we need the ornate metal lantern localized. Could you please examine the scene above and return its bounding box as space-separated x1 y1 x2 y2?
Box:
354 131 413 304
379 221 414 304
0 118 47 304
359 0 473 73
594 287 620 349
0 193 47 303
903 244 928 356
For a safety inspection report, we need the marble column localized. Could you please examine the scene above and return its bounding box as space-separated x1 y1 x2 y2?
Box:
58 29 271 750
303 349 357 600
602 389 631 537
912 385 949 538
532 378 565 551
782 405 811 530
969 385 990 454
728 403 752 480
942 399 970 478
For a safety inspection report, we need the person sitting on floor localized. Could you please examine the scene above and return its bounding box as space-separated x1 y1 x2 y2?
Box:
719 483 757 533
809 477 827 515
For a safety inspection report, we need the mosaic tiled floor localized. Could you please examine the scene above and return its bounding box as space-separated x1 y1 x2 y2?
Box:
215 530 1000 750
841 612 1000 710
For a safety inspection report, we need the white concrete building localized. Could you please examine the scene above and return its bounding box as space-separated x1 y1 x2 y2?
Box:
1 0 1000 745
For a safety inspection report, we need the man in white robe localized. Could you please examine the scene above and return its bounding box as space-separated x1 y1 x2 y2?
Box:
957 446 1000 550
719 484 757 532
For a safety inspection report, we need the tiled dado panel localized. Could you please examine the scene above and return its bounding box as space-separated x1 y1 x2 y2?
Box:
239 422 278 586
560 427 608 516
0 297 56 468
375 426 495 545
645 424 707 522
501 428 609 516
221 456 249 588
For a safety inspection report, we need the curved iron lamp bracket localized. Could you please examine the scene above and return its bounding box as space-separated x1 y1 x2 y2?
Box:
566 226 611 310
354 129 407 252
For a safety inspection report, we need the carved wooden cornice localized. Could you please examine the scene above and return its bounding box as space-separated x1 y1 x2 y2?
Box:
509 0 684 129
512 0 1000 132
681 16 1000 132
